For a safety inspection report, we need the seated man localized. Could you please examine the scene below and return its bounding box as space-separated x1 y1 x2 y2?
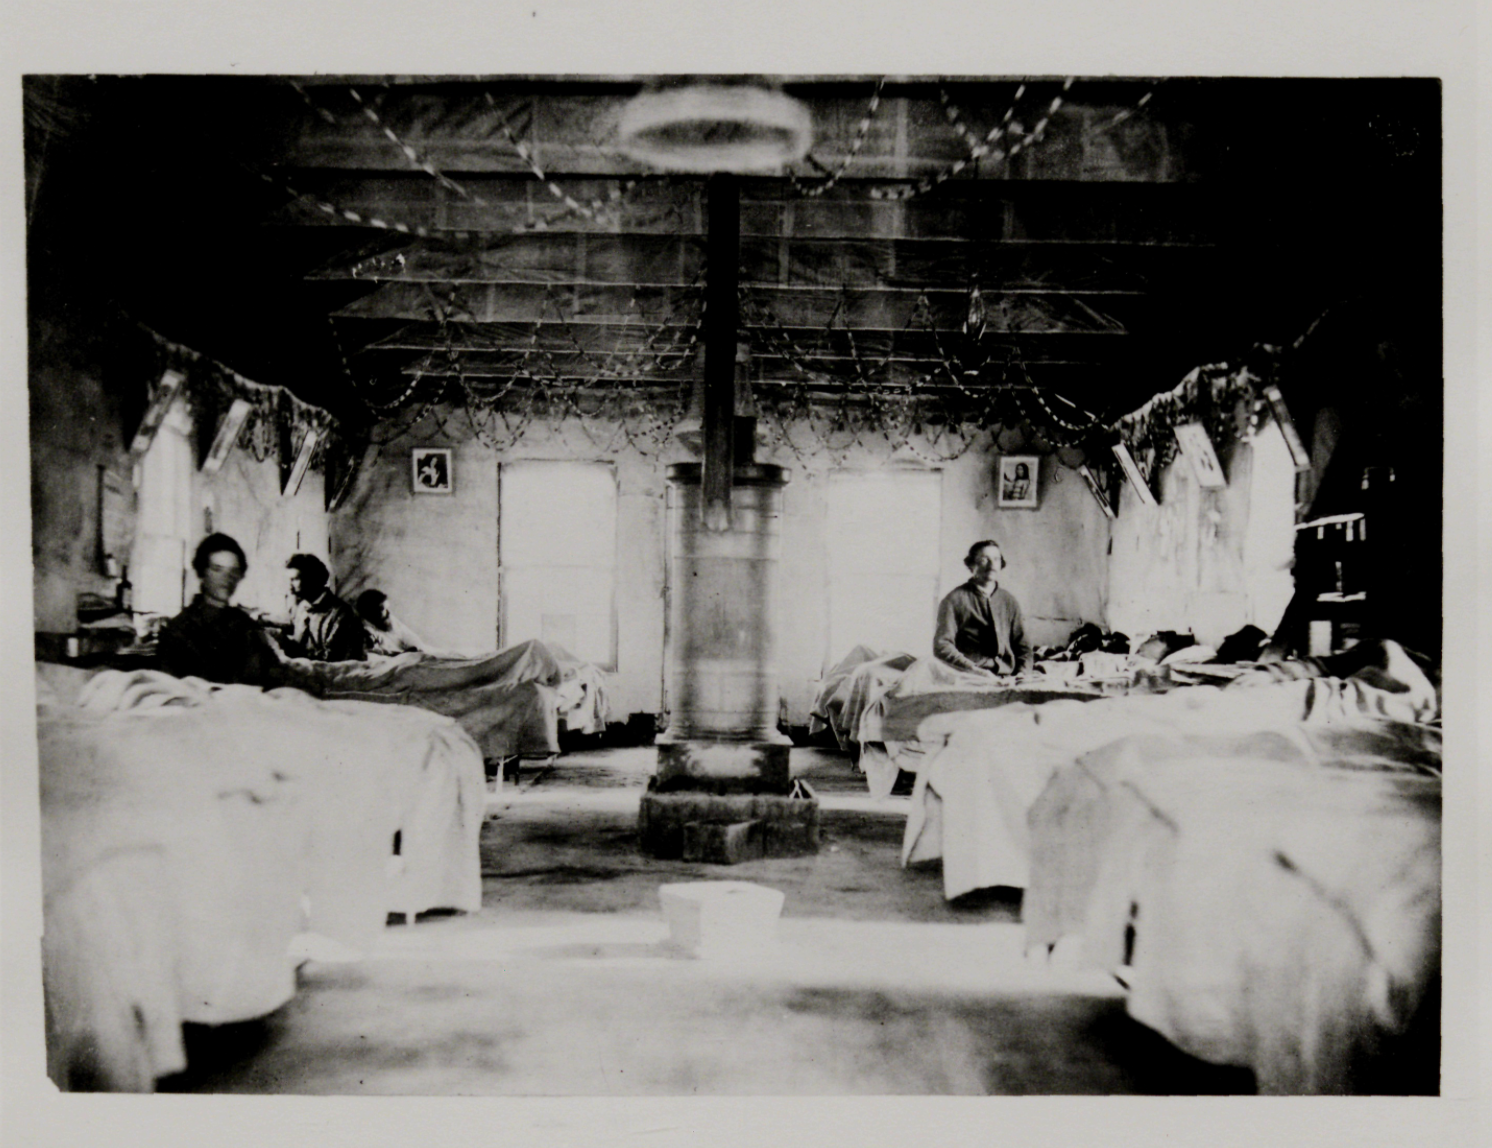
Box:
279 553 367 662
356 589 436 657
933 539 1033 676
157 533 285 687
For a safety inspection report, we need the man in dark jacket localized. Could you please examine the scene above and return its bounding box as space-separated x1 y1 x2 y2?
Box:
933 539 1032 676
282 553 367 662
157 533 285 687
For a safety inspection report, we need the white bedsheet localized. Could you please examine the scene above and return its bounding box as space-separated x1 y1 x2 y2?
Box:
36 666 485 1090
901 643 1439 898
1027 732 1440 1093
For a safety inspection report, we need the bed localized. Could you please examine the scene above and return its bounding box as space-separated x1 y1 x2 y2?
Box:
35 664 487 1091
900 640 1439 896
895 641 1441 1093
276 637 610 765
1025 725 1440 1093
809 646 1101 798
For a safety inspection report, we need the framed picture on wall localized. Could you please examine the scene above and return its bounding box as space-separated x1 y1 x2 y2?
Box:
997 455 1039 508
411 447 454 494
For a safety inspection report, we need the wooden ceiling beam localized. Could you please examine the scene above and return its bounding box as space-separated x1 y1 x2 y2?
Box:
275 87 1187 185
388 355 1125 385
332 280 1134 334
270 175 1221 244
305 234 1204 294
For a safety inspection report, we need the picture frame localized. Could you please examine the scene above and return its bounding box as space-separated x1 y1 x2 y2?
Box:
997 454 1040 509
411 447 454 494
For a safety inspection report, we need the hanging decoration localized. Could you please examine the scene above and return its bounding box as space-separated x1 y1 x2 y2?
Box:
349 87 489 206
134 322 347 487
266 85 643 239
484 94 639 225
1111 441 1158 507
733 280 1109 468
870 78 1076 201
785 78 885 198
1112 363 1263 473
1082 81 1165 140
348 279 703 460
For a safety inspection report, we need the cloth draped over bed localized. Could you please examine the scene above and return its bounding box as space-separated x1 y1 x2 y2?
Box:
810 646 1100 798
1024 728 1439 1093
901 642 1439 896
895 641 1440 1093
277 637 609 761
35 664 486 1091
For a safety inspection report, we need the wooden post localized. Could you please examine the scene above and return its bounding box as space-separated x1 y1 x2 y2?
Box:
701 173 740 531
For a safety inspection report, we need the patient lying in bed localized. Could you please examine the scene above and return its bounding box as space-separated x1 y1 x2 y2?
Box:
356 589 458 657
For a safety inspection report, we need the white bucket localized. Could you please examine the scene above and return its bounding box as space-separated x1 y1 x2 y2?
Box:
658 881 785 959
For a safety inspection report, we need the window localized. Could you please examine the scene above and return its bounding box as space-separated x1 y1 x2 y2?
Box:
130 398 195 615
499 461 618 667
825 469 943 663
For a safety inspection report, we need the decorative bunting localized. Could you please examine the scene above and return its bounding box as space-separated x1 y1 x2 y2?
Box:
135 322 345 494
129 369 186 454
786 79 885 198
1077 463 1116 518
201 398 253 474
1111 441 1157 507
1173 421 1226 488
283 427 323 498
1263 384 1313 471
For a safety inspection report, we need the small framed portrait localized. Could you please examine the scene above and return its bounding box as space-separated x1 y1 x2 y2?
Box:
997 455 1040 508
411 447 454 494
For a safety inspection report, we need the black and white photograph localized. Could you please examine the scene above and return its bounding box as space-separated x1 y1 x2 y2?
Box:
997 455 1039 508
412 446 454 494
1 4 1481 1147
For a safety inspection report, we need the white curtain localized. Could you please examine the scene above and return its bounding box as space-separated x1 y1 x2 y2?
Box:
499 461 617 666
825 469 944 665
130 399 195 615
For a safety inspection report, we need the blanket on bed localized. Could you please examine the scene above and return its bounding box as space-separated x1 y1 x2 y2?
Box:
902 641 1440 898
36 664 485 1090
277 638 609 759
1026 730 1440 1093
808 646 917 748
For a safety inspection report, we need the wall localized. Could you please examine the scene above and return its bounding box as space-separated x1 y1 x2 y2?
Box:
30 312 329 631
199 448 328 617
1105 422 1297 646
332 410 1114 724
29 315 134 632
332 423 501 658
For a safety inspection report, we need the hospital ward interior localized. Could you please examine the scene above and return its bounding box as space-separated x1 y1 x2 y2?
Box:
21 75 1443 1096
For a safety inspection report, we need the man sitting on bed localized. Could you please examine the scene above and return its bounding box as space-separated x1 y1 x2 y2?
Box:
933 539 1033 677
157 533 286 687
278 553 367 662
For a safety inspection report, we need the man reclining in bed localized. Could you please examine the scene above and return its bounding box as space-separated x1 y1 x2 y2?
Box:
933 539 1034 679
